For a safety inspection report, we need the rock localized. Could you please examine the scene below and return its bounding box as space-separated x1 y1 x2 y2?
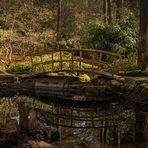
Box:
18 102 30 131
0 119 19 147
28 109 38 134
42 127 60 142
28 140 57 148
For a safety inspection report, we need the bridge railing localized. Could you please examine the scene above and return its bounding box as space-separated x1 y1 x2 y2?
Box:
26 48 122 76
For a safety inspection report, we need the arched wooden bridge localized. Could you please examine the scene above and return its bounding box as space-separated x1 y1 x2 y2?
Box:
24 48 122 79
0 48 122 79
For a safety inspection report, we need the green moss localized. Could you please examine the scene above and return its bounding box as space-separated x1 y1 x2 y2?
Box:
111 80 122 87
121 70 148 76
6 64 32 73
125 70 141 76
144 85 148 90
141 85 148 95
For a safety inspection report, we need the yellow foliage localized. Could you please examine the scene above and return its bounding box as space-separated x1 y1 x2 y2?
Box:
79 74 90 82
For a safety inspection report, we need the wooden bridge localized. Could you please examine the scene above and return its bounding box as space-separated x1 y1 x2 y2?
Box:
0 47 122 80
27 48 121 74
24 48 122 79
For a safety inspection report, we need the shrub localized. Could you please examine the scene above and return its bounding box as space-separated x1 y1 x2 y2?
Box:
80 10 138 55
6 64 32 73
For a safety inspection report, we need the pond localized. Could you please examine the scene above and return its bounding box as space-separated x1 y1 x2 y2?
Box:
1 95 147 148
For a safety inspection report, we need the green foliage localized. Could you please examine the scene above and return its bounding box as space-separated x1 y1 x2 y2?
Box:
121 62 140 71
80 11 138 55
6 64 32 73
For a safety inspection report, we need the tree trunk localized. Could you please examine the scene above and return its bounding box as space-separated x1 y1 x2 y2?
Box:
116 0 124 20
138 0 148 70
129 0 139 10
107 0 113 24
103 0 108 24
57 0 62 42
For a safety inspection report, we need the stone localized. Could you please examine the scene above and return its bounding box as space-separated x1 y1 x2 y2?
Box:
18 102 30 132
28 140 57 148
0 119 19 147
28 109 38 134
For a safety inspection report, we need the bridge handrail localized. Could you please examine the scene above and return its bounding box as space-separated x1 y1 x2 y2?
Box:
25 48 122 58
32 58 112 67
23 47 123 78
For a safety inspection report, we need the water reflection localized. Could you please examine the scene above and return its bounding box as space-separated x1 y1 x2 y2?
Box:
0 96 147 148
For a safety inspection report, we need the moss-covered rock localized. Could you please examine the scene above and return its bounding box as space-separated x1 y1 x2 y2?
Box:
119 70 148 76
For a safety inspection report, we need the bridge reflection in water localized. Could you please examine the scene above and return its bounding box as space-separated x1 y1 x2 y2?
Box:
0 95 147 148
32 96 135 147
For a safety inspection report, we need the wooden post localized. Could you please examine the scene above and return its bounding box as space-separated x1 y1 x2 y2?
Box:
51 49 54 72
135 111 148 145
79 51 82 70
91 53 95 77
30 56 35 73
57 0 62 70
40 56 44 72
99 53 103 70
71 50 74 72
59 50 63 70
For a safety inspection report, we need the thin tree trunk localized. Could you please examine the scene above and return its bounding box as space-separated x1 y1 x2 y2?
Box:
129 0 139 10
107 0 113 24
57 0 62 43
138 0 148 69
57 0 62 70
116 0 124 20
103 0 108 24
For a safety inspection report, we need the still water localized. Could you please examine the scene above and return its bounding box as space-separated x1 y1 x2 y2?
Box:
0 96 147 148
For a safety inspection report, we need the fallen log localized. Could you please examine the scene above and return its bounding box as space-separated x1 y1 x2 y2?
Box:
0 75 115 102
